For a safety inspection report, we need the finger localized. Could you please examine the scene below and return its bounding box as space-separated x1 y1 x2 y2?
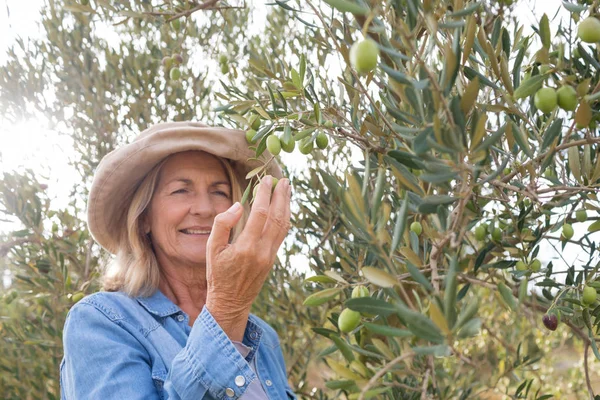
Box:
237 175 273 242
261 178 291 249
207 202 243 255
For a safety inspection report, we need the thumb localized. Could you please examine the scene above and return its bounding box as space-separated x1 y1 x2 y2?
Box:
207 202 243 252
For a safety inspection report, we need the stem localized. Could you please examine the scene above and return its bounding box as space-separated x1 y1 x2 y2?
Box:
357 352 416 400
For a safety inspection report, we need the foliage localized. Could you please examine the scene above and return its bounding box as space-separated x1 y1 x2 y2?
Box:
2 0 600 399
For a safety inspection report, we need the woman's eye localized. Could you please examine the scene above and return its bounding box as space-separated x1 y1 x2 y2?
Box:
172 189 187 194
215 191 229 197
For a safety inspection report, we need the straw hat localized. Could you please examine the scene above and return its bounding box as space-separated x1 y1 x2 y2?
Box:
86 121 282 255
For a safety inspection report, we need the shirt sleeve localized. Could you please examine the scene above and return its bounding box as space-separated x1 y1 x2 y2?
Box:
61 303 260 400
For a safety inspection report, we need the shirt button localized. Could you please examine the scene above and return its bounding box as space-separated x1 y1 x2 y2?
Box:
235 375 245 387
176 314 184 322
250 331 259 340
225 387 235 397
265 380 272 387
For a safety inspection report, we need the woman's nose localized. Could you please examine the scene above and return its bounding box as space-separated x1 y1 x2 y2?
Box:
189 193 215 216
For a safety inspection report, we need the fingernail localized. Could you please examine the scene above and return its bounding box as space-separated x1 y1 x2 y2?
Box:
228 202 241 213
263 175 273 187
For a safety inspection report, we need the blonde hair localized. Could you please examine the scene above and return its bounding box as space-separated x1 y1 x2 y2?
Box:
101 152 249 297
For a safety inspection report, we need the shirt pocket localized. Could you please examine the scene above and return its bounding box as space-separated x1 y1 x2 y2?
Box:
151 370 167 400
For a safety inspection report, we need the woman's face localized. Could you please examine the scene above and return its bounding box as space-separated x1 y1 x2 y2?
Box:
145 150 233 268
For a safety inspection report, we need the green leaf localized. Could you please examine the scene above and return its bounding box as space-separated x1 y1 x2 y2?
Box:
412 345 451 356
513 75 544 99
541 118 563 151
325 380 358 391
444 256 458 328
464 66 498 90
363 322 413 337
418 195 457 214
569 145 582 183
453 298 479 331
510 121 533 158
406 262 434 292
387 151 425 170
241 181 252 205
304 275 338 284
361 267 397 288
539 14 551 49
497 282 517 311
345 297 398 317
588 220 600 233
322 0 369 15
330 335 355 362
390 197 409 255
457 317 481 338
448 1 481 17
395 303 445 343
381 64 414 85
472 124 505 154
245 165 265 180
303 288 342 306
589 329 600 361
562 1 587 13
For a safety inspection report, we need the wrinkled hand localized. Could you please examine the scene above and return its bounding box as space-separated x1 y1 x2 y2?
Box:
205 175 291 340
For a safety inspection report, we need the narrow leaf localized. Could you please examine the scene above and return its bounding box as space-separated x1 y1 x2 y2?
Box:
322 0 369 14
361 267 397 288
303 288 342 306
513 75 544 99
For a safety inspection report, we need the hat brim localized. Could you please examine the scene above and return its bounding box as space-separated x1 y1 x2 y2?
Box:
87 121 282 255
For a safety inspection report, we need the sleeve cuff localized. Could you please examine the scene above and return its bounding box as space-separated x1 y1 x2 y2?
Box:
168 307 258 399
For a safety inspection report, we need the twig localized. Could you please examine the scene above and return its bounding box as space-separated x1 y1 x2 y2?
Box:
420 367 430 400
143 0 225 22
305 0 398 139
358 352 416 400
0 237 33 257
584 342 595 399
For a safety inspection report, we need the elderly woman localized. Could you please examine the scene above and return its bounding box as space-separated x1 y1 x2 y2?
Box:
60 121 296 399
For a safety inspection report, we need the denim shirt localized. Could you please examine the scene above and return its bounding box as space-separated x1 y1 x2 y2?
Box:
60 289 297 399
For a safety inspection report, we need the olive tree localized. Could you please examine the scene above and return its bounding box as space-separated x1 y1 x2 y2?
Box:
2 0 600 399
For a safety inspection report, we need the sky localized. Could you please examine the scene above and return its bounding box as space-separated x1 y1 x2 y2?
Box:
0 0 595 290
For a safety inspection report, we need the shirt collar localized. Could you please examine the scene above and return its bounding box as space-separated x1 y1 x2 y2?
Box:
136 289 182 318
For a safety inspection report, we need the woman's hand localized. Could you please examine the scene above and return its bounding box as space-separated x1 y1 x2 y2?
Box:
205 175 291 340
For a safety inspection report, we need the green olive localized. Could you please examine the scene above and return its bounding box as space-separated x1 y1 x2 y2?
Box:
338 308 361 333
530 259 541 272
299 138 314 155
351 286 369 298
492 228 502 242
170 67 181 80
245 129 257 144
474 225 486 241
315 132 328 149
266 135 282 156
350 39 380 74
249 115 261 131
280 136 295 153
562 223 574 240
410 221 422 236
582 285 597 305
578 17 600 43
534 88 557 114
557 86 578 111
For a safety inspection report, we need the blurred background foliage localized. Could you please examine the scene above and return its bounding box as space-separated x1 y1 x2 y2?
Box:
2 0 600 399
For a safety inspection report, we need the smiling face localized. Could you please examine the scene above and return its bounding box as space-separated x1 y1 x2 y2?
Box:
144 150 233 269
